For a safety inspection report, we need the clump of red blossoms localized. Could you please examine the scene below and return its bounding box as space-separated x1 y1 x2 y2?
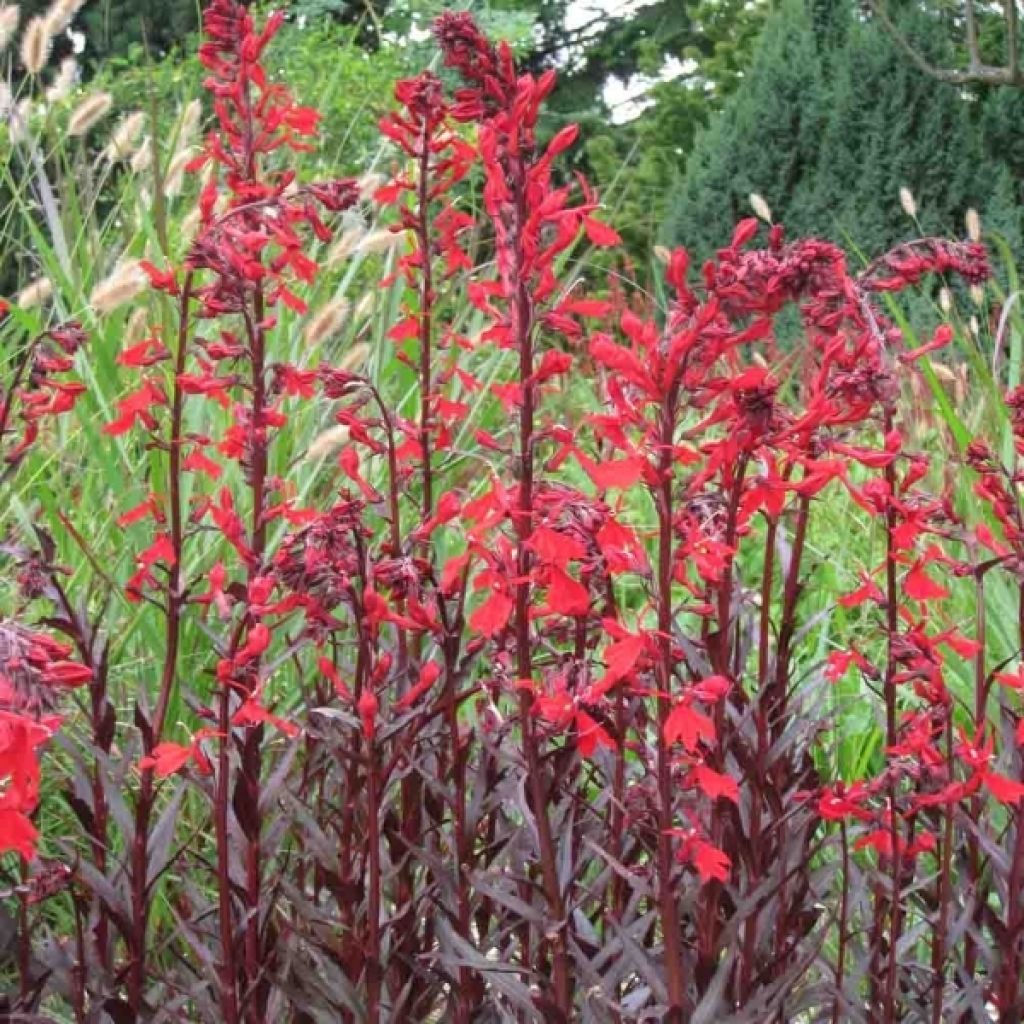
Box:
5 6 1024 1024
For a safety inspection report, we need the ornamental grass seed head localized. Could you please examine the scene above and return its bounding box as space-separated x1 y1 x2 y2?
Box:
749 192 772 223
357 227 406 255
105 110 145 161
966 207 982 243
45 56 76 103
89 261 148 315
16 276 52 309
304 296 350 347
899 185 917 219
44 0 83 36
19 15 52 75
0 5 20 52
67 91 112 136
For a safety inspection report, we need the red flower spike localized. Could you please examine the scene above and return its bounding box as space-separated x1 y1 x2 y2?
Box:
395 662 442 712
575 710 614 758
664 701 716 752
469 591 514 637
541 566 590 618
357 688 378 740
983 771 1024 805
690 763 740 804
686 837 731 884
0 803 39 861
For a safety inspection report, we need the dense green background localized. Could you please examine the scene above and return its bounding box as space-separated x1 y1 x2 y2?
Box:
8 0 1024 271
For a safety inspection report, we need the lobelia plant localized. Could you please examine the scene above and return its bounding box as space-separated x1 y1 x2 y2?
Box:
5 3 1024 1022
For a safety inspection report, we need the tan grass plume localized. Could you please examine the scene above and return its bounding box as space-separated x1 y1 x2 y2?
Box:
0 5 20 53
899 186 917 219
357 171 383 202
123 307 149 347
16 276 52 309
356 227 406 256
130 135 153 174
9 98 32 142
339 341 370 373
163 147 194 197
104 110 144 161
326 224 366 268
89 261 148 315
304 424 351 463
966 207 982 243
68 91 112 137
19 15 52 75
179 99 202 140
749 192 772 223
45 0 84 35
45 55 76 103
353 292 375 321
304 296 350 347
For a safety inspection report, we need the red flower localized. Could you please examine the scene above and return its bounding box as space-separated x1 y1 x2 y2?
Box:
664 701 716 752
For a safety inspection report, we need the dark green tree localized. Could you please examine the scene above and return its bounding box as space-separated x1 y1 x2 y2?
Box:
665 0 1015 263
805 4 982 253
663 0 826 258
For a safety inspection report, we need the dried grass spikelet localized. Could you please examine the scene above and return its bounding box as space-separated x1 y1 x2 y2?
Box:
16 276 52 308
304 296 350 346
179 206 202 247
20 15 52 75
178 98 201 141
357 171 383 202
652 244 671 265
123 306 149 347
970 284 985 307
339 341 370 373
749 191 772 223
45 55 76 103
969 314 980 339
899 186 917 219
353 292 374 321
954 362 968 408
930 362 956 384
162 147 194 197
966 207 982 243
938 286 952 314
356 227 406 256
9 98 32 142
0 81 11 118
89 260 147 315
45 0 83 35
326 224 366 268
67 91 112 137
130 135 153 174
104 110 144 161
304 424 351 463
0 6 20 53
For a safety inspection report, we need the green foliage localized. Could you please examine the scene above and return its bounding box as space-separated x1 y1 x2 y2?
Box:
664 0 826 255
79 0 200 61
482 0 769 262
89 12 412 161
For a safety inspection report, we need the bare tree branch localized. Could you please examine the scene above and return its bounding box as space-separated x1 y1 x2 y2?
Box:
1005 0 1019 80
866 0 1024 87
965 0 981 71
